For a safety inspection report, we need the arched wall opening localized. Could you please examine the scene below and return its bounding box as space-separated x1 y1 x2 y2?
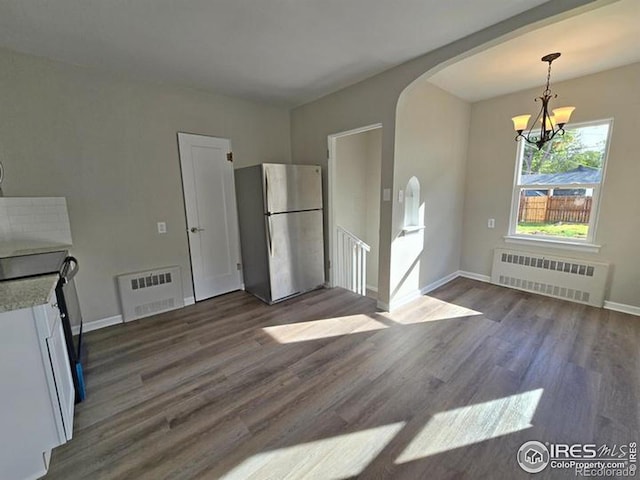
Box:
388 68 472 308
289 2 607 310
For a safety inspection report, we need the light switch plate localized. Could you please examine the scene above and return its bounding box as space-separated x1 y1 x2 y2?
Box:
383 188 391 202
398 189 404 203
157 222 167 234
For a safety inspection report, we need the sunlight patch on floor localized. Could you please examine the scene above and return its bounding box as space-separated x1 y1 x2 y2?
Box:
262 314 388 343
395 389 543 463
385 297 483 325
221 422 405 480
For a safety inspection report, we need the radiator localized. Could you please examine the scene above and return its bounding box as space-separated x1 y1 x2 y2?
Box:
117 266 184 322
491 248 609 307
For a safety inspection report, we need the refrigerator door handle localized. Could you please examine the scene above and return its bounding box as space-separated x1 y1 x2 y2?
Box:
264 168 270 215
266 215 274 257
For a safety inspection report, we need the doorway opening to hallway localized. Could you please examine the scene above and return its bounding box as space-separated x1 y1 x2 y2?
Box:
328 124 382 299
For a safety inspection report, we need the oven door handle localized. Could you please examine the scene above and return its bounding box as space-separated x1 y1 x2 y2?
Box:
61 256 79 283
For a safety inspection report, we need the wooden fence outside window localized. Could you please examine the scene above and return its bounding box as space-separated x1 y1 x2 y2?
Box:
518 195 592 224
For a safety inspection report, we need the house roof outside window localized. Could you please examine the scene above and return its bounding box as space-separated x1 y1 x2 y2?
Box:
521 165 601 185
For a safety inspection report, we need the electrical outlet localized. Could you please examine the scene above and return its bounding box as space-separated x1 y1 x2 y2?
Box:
488 218 495 229
157 222 167 234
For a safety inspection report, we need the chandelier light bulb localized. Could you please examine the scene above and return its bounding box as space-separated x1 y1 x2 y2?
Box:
512 114 531 132
552 106 575 126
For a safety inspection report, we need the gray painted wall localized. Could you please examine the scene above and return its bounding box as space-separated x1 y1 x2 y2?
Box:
0 0 605 319
0 47 291 322
291 0 600 307
391 80 470 306
461 62 640 307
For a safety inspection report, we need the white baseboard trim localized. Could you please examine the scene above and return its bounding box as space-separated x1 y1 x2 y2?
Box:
387 290 421 312
457 270 491 283
421 271 461 296
603 301 640 317
376 299 390 311
366 285 378 293
75 274 639 334
458 270 640 317
72 296 196 335
72 314 123 335
383 270 461 312
184 296 195 306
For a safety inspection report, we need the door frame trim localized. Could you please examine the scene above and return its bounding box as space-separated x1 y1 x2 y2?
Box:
176 132 197 299
326 123 382 288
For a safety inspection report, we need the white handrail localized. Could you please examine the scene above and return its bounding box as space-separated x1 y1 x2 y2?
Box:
336 226 370 296
337 226 371 251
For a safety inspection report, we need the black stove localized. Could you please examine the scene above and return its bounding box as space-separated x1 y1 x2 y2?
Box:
0 250 68 281
0 249 86 402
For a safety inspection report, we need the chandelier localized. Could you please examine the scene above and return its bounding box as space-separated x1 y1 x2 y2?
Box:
511 52 575 150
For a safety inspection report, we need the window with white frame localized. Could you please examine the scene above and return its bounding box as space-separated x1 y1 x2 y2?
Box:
509 119 612 243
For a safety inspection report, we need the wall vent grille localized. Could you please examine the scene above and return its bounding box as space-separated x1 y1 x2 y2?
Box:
500 252 595 277
491 248 608 307
498 275 590 303
131 272 172 290
134 298 176 318
117 266 184 322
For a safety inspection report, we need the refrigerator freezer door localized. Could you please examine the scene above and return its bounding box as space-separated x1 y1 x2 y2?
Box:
267 210 325 302
263 164 323 214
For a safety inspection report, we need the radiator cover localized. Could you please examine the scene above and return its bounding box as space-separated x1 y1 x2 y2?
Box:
491 248 609 307
117 266 184 322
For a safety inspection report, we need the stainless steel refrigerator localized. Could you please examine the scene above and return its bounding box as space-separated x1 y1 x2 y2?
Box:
235 163 325 304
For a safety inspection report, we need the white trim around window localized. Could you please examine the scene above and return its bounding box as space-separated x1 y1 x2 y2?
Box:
503 235 601 253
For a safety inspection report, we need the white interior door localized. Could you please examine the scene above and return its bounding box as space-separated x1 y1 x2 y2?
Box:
178 133 242 301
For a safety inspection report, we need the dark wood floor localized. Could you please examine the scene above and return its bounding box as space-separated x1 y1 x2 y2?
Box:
45 278 639 479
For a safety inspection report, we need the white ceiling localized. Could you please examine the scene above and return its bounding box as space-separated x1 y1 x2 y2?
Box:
428 0 640 102
0 0 551 106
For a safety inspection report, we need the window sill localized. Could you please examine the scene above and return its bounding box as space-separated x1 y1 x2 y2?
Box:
503 235 601 253
402 225 426 234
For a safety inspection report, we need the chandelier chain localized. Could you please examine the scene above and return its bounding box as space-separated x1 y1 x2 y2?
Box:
543 60 553 96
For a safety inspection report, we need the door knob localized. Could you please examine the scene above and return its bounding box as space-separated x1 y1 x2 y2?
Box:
190 227 205 233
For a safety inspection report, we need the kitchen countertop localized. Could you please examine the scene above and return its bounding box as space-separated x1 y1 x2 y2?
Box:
0 241 72 258
0 273 59 313
0 240 70 313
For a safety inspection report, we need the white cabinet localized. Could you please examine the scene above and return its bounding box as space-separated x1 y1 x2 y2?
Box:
45 317 75 442
0 300 75 480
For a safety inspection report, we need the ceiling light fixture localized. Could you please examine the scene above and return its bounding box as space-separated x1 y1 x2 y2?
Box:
511 52 575 150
